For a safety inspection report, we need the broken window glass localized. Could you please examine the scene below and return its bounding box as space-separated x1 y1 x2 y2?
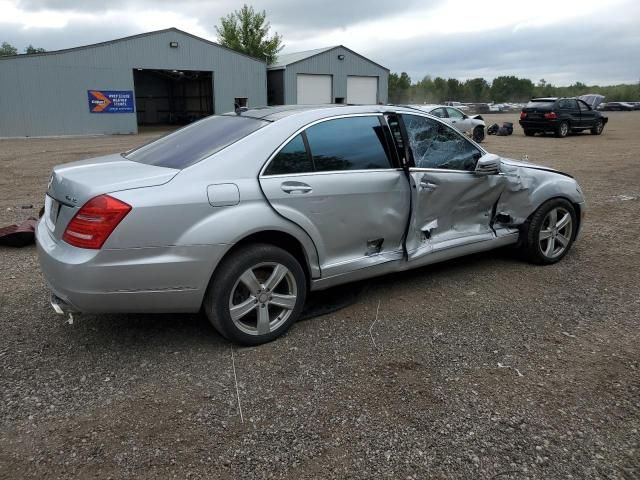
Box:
402 114 481 172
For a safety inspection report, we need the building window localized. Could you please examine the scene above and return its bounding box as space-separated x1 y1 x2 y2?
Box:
234 97 248 109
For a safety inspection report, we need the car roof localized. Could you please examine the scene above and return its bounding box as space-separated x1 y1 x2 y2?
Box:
408 104 445 111
530 97 558 102
221 104 432 122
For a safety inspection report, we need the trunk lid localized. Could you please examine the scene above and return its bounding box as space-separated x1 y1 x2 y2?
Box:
45 153 178 240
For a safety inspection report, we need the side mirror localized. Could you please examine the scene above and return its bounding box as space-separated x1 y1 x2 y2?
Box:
475 153 501 175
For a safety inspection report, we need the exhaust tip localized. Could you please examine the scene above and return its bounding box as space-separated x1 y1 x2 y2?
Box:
50 293 75 315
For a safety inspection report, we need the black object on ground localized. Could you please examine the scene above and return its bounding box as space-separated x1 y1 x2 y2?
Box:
0 218 38 247
299 281 369 321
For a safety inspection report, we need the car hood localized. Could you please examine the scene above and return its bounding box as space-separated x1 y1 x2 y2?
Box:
501 157 574 179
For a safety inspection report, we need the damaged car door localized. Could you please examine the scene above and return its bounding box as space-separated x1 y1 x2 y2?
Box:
259 114 410 278
399 114 506 259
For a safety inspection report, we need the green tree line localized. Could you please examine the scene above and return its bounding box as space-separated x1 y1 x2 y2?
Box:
390 72 640 103
1 41 46 56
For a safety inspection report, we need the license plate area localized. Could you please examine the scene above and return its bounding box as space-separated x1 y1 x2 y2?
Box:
44 195 60 232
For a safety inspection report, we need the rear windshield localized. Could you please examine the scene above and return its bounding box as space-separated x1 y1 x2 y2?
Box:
526 101 555 109
124 115 269 169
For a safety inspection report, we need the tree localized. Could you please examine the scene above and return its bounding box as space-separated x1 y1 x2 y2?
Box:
25 44 46 54
388 72 411 103
216 4 283 64
463 78 490 102
0 41 18 56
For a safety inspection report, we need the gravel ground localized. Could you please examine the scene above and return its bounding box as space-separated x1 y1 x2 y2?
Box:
1 113 639 479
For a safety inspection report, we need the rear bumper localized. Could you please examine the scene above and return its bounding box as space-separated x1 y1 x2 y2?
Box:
519 119 559 130
36 219 228 314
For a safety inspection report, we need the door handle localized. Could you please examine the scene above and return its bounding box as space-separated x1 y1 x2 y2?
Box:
420 181 438 191
281 182 312 194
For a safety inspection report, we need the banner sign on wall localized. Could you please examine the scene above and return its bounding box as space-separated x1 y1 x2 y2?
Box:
88 90 135 113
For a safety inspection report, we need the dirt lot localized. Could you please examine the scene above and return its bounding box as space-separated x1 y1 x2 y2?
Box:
1 113 639 479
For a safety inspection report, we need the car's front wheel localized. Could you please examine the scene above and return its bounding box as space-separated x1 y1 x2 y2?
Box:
204 244 307 345
520 198 577 265
472 126 485 143
591 119 604 135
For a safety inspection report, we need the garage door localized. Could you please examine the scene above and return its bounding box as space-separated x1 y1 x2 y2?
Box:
347 76 378 104
296 74 332 104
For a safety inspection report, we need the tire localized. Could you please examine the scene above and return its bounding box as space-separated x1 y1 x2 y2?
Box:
555 121 570 138
472 126 485 143
524 129 535 136
204 243 307 345
591 119 604 135
520 198 577 265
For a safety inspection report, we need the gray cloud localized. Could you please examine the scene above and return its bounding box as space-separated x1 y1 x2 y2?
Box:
374 17 640 85
3 0 639 85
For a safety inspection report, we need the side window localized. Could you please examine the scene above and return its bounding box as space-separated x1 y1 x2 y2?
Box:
446 107 464 119
402 114 481 171
264 133 313 175
431 108 447 118
305 116 392 172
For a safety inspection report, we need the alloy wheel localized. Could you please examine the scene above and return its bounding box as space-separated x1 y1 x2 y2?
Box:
538 207 573 259
228 262 297 336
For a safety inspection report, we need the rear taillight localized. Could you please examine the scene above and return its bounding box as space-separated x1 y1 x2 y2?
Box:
63 195 131 249
520 111 527 119
544 111 558 119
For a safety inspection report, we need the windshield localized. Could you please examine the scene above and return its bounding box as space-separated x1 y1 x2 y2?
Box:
124 115 269 169
526 101 555 109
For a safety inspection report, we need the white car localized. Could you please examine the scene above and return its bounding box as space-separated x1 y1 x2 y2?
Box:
412 105 486 142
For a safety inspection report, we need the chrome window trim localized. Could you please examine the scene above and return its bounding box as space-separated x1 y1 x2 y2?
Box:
260 167 406 179
259 113 394 177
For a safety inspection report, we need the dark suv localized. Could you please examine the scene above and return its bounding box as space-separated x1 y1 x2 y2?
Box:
519 97 608 137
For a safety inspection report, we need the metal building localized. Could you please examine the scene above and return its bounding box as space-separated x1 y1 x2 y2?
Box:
0 28 266 137
267 45 389 106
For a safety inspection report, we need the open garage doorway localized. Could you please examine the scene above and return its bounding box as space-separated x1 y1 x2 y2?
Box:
133 69 213 128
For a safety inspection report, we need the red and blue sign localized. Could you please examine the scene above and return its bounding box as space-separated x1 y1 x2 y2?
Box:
88 90 134 113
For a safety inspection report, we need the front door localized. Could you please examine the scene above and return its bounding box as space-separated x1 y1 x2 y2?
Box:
577 99 596 128
399 114 506 259
259 115 410 278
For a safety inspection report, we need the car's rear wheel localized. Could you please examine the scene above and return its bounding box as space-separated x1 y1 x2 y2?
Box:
472 126 485 143
555 121 570 138
520 198 576 265
204 244 306 345
524 129 535 136
591 119 604 135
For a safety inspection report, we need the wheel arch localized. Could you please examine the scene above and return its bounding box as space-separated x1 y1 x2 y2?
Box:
520 195 583 241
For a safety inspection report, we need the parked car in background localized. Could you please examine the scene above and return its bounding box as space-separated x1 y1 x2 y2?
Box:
37 105 585 345
519 97 608 137
443 101 469 112
413 104 486 142
601 102 635 111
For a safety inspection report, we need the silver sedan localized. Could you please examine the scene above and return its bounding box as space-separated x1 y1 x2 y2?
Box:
37 105 585 345
412 104 487 142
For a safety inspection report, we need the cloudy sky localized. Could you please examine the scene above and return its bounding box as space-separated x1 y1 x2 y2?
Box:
2 0 638 85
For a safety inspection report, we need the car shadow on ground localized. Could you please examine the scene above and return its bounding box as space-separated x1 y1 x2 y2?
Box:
61 247 523 349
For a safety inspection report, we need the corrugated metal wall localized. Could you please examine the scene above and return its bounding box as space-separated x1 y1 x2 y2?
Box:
282 47 388 104
0 29 267 137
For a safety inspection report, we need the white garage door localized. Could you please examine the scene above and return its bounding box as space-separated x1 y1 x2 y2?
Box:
347 76 378 104
296 74 332 104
